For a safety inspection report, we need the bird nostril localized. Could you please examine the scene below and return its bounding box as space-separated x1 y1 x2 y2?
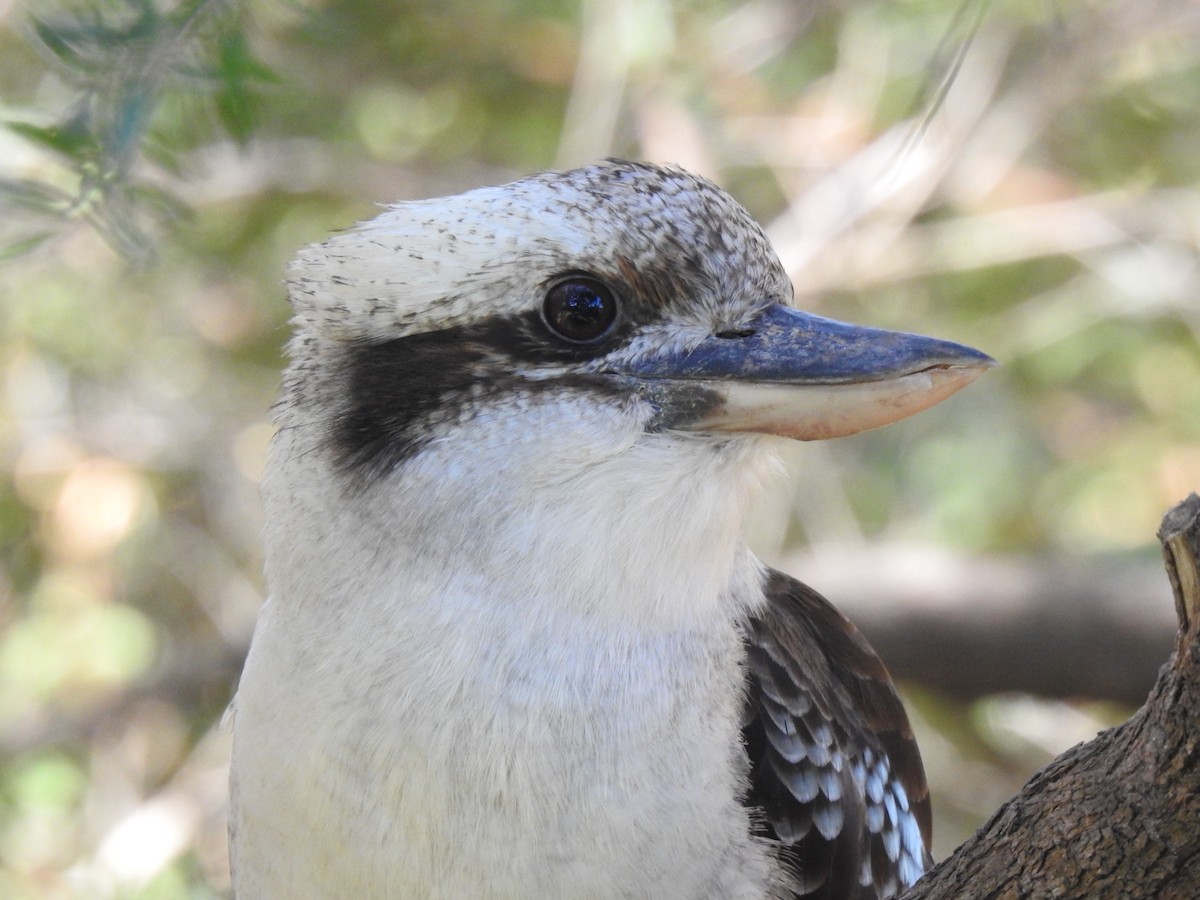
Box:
715 328 756 340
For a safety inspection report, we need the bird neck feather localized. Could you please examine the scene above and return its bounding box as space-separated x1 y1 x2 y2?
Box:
262 392 774 632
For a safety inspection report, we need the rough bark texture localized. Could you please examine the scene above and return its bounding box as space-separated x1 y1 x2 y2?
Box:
901 494 1200 899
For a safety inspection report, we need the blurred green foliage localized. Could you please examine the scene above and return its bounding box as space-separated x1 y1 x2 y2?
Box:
1 0 1199 895
1 0 271 263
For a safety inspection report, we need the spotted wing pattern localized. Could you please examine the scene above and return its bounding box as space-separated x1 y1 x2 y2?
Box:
742 568 932 899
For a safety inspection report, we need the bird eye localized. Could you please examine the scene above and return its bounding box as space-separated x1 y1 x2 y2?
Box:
542 277 618 344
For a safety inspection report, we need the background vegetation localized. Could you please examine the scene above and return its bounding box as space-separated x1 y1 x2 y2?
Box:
1 0 1198 896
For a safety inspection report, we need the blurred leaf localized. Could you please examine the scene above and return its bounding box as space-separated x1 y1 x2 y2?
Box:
0 232 57 262
6 118 96 162
4 0 273 264
131 181 192 226
140 129 189 176
211 29 278 146
30 16 93 75
0 177 74 211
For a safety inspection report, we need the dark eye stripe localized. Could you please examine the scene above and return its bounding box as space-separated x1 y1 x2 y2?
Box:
332 331 482 477
330 311 629 481
471 309 632 365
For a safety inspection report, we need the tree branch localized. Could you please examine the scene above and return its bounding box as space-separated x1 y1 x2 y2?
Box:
902 494 1200 897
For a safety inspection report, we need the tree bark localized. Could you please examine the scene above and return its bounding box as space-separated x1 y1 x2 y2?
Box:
901 494 1200 899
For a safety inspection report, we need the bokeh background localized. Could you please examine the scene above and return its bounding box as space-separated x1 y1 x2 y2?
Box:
2 0 1199 896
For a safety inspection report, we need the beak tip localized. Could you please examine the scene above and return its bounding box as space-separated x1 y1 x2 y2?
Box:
932 347 998 378
917 335 996 374
967 348 999 369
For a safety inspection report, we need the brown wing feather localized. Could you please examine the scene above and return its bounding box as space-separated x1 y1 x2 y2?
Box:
741 568 932 899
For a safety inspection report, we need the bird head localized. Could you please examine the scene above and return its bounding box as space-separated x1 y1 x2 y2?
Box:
266 161 992 619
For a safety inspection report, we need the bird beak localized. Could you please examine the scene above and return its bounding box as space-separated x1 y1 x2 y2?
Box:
622 304 996 440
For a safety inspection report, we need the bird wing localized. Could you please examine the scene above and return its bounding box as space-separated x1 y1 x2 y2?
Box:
741 568 932 899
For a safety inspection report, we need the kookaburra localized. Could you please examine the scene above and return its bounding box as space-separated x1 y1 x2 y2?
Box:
229 160 993 899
